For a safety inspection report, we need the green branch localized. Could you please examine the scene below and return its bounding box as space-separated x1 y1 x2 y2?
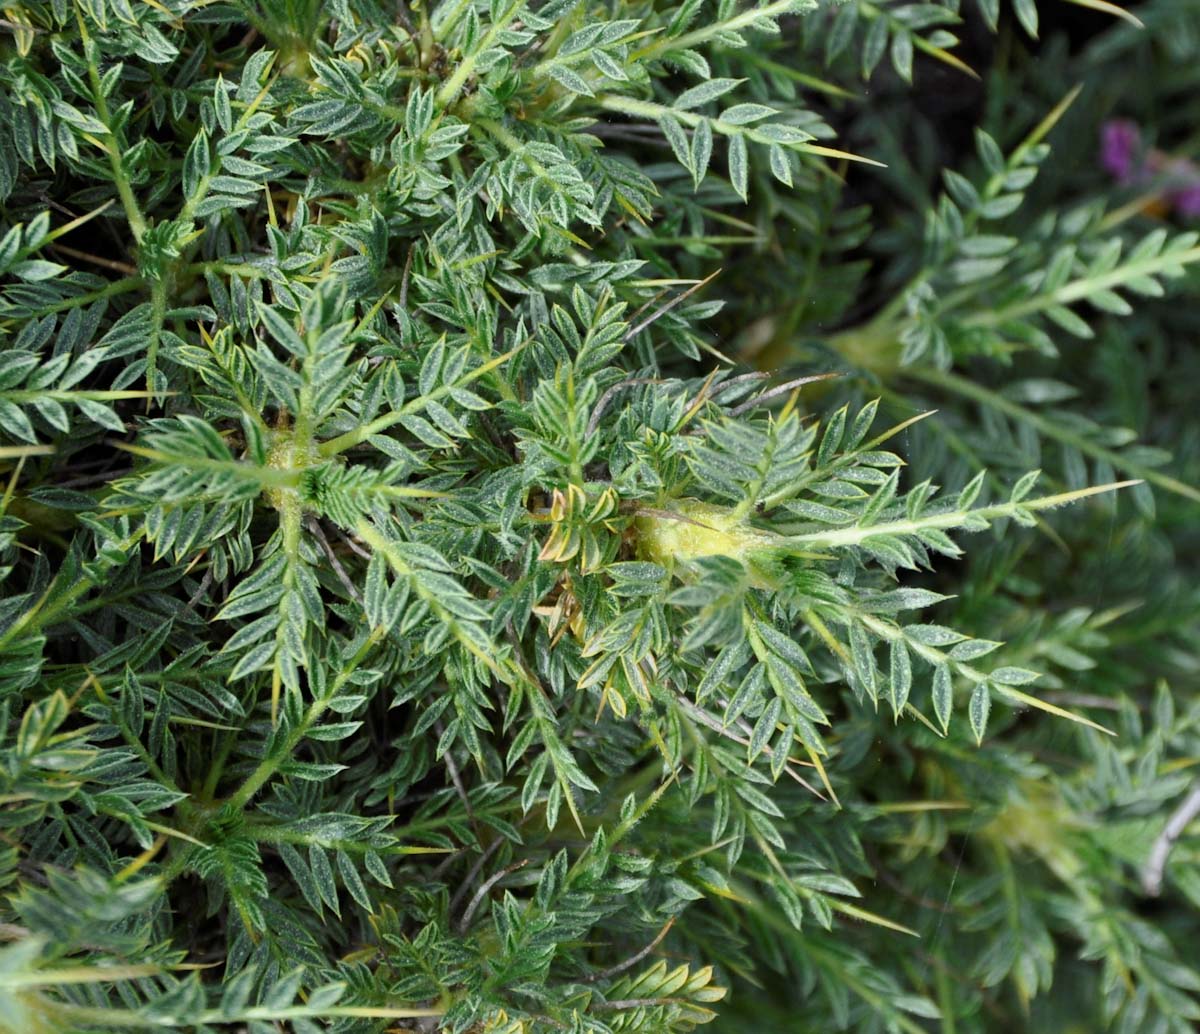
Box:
906 365 1200 503
76 12 148 243
781 480 1140 550
960 245 1200 331
225 630 384 811
436 0 524 108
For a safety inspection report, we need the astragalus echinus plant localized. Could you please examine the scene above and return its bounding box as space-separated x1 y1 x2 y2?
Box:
3 0 1200 1028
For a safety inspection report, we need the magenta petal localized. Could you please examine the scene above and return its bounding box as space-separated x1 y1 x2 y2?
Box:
1170 183 1200 218
1100 119 1142 183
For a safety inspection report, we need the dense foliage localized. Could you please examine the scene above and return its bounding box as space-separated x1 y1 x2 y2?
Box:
2 0 1199 1030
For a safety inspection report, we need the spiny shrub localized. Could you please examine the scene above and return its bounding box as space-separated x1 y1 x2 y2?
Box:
1 0 1199 1030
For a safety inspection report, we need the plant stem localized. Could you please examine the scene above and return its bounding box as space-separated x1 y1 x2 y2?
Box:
226 629 384 810
13 276 145 319
782 480 1139 550
317 340 525 456
41 1001 443 1027
1142 781 1200 896
0 531 142 653
436 0 524 107
959 245 1200 330
905 364 1200 502
77 12 148 243
146 274 168 402
631 0 802 59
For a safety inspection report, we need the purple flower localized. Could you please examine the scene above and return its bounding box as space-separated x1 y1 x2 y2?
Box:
1100 120 1200 220
1170 183 1200 219
1101 119 1142 184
